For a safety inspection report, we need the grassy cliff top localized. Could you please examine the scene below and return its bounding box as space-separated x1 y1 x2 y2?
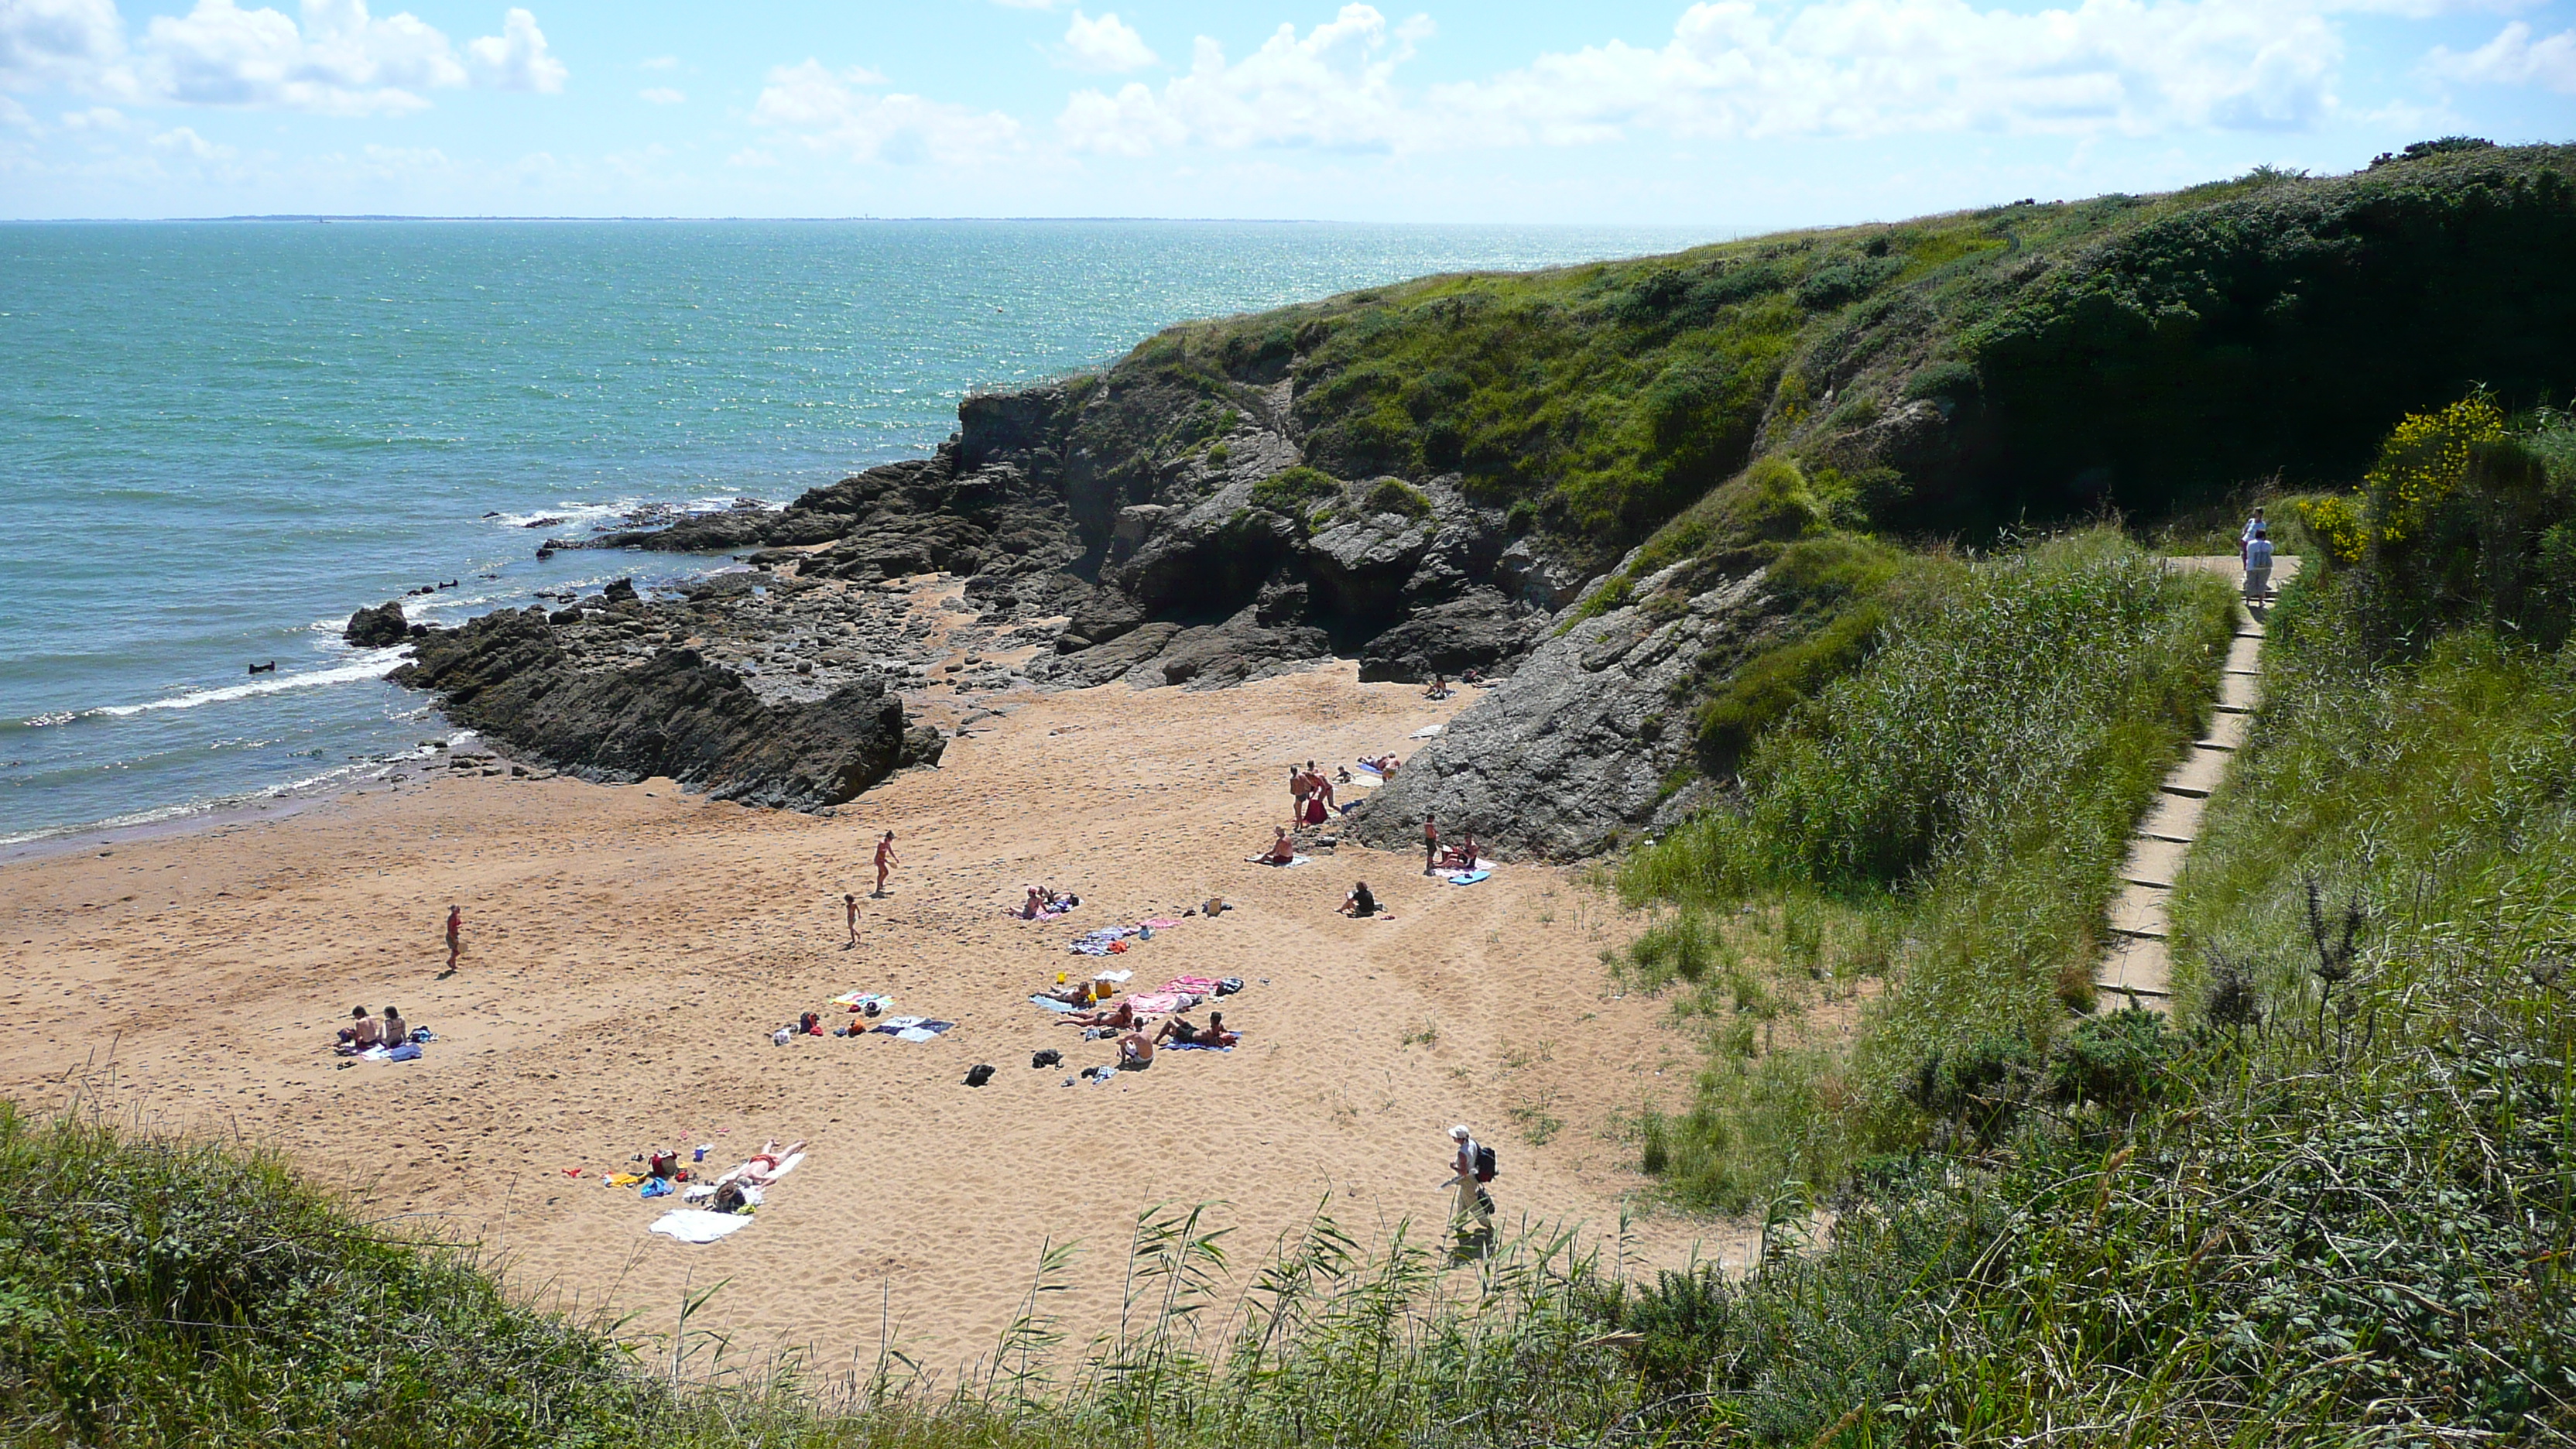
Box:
1104 141 2576 564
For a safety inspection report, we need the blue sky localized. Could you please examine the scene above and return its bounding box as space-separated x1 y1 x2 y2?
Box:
2 0 2568 222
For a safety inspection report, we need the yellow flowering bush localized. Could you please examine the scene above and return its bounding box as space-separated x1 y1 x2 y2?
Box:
2365 396 2506 546
2294 494 2370 567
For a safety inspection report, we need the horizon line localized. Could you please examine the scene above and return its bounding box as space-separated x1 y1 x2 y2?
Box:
0 214 1734 227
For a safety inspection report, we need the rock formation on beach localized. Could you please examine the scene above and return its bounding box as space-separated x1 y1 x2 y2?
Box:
392 595 939 810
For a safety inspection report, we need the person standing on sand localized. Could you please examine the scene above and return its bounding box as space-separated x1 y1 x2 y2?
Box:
874 831 900 897
1447 1124 1493 1241
844 892 859 947
444 905 461 970
1423 815 1440 875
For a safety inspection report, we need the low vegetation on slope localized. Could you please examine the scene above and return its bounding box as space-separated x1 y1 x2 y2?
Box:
1112 142 2575 560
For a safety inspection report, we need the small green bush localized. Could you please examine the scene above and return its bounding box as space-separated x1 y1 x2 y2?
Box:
1363 477 1434 520
1249 465 1339 514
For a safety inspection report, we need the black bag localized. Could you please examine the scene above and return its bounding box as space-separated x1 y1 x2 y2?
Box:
1473 1142 1498 1183
964 1064 995 1087
1031 1049 1062 1068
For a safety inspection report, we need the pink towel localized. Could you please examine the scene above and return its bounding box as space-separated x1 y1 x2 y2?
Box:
1161 975 1218 995
1140 917 1182 930
1123 991 1187 1015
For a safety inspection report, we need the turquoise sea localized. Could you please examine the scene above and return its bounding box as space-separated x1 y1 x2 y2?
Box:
0 220 1711 847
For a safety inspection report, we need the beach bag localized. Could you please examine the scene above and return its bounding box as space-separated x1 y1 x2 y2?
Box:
1031 1049 1062 1069
964 1064 995 1088
1473 1142 1498 1183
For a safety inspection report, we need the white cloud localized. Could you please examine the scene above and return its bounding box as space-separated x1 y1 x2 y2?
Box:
1 0 135 94
1060 0 2361 156
1058 9 1156 72
1060 4 1429 152
639 85 683 104
2427 20 2576 91
992 0 1067 9
151 122 234 157
466 6 564 92
4 2 564 115
750 58 1022 166
639 53 677 70
0 93 36 128
59 102 122 127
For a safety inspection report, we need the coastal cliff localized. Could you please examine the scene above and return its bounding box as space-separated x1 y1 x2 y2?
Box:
393 142 2576 837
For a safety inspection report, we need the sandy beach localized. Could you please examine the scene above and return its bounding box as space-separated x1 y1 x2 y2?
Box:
0 662 1752 1374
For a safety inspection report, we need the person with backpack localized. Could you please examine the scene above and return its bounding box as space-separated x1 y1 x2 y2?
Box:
1447 1124 1495 1241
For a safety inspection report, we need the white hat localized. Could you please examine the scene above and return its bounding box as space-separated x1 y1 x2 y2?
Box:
1449 1124 1471 1140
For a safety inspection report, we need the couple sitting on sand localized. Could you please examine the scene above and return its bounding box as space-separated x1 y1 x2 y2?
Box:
335 1005 409 1053
1011 883 1080 920
1114 1011 1237 1070
1358 754 1401 775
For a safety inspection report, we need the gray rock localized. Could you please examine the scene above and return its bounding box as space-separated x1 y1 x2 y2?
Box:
1356 588 1539 683
1028 622 1184 687
344 601 410 649
1139 606 1332 690
1341 571 1774 860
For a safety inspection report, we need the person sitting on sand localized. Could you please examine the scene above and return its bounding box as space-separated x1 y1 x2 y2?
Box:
1424 673 1453 701
1440 828 1482 871
1015 885 1047 920
1338 882 1390 919
1065 999 1141 1030
1252 826 1296 865
1372 754 1402 774
379 1005 408 1045
1118 1030 1155 1070
337 1006 382 1050
1335 765 1355 784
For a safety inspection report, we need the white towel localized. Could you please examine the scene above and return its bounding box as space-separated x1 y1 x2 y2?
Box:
649 1210 753 1244
1410 724 1444 739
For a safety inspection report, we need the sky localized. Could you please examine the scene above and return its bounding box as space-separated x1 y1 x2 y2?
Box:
0 0 2568 223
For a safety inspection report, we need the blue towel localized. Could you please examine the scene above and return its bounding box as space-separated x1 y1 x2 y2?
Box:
1028 995 1077 1012
1164 1043 1233 1052
640 1177 675 1198
1447 870 1491 886
385 1042 423 1061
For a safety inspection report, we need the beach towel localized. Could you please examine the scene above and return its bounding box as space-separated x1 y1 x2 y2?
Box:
896 1021 955 1043
1140 918 1181 930
1122 992 1187 1016
1410 724 1444 739
1444 870 1492 886
1161 975 1220 995
830 991 893 1012
872 1016 927 1033
649 1210 753 1244
385 1042 423 1061
1068 927 1137 955
641 1177 675 1198
1163 1043 1234 1052
1029 995 1077 1012
1094 968 1133 983
712 1151 804 1189
1352 761 1386 778
1245 854 1312 868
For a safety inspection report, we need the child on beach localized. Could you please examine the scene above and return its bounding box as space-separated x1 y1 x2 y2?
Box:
874 832 899 896
844 892 859 947
444 905 461 970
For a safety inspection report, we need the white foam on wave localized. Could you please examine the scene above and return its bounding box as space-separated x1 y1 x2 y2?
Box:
90 649 412 719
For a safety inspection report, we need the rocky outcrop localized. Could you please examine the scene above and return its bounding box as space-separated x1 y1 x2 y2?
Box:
344 601 410 649
1341 567 1790 860
391 607 914 809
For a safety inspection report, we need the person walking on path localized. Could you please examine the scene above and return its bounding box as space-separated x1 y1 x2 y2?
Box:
873 831 900 898
2239 507 2268 566
1422 815 1440 875
1445 1124 1494 1244
844 892 860 948
444 904 461 971
2244 527 2276 605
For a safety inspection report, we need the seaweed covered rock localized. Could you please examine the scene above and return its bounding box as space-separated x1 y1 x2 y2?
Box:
344 600 410 649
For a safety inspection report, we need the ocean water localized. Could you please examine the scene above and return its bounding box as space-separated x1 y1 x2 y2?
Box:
0 219 1714 847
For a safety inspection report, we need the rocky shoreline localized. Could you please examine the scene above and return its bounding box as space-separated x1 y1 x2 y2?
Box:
362 337 1810 851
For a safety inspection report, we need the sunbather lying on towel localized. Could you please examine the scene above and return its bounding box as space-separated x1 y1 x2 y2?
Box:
1118 1031 1155 1070
717 1139 807 1187
1338 882 1392 920
1065 999 1142 1030
1154 1010 1238 1047
1438 832 1482 870
1362 753 1401 774
1249 827 1296 865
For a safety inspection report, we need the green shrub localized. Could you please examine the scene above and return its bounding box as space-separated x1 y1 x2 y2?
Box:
1249 465 1339 515
1362 477 1434 520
